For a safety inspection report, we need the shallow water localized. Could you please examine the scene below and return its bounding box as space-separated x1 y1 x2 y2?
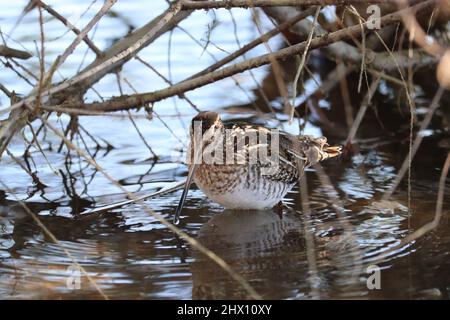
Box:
0 1 449 300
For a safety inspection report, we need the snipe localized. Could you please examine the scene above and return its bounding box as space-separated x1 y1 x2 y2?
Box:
174 111 341 224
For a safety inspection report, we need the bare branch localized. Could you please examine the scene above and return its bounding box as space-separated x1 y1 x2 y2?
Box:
181 0 397 10
53 0 436 113
0 1 193 158
188 6 318 79
38 0 102 56
0 45 32 59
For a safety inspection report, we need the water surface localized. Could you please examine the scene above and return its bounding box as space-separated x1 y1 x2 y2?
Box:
0 0 449 300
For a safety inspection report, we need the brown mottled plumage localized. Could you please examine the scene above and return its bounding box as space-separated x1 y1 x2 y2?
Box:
174 112 341 223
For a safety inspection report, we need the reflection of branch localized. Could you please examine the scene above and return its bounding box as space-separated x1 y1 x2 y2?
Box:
313 164 364 289
402 152 450 241
374 150 450 263
0 179 109 299
345 78 381 146
299 176 321 298
79 181 185 215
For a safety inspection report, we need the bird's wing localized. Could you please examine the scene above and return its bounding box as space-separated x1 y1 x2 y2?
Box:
220 123 341 182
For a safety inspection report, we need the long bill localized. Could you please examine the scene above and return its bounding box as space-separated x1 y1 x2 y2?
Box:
174 163 198 225
174 131 203 224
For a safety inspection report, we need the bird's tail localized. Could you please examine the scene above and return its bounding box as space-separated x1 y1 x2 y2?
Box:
296 136 342 164
320 144 342 160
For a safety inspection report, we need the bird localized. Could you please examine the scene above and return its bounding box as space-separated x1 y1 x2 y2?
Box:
174 111 341 224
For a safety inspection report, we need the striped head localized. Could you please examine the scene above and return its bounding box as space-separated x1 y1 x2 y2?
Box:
175 111 223 224
190 111 223 136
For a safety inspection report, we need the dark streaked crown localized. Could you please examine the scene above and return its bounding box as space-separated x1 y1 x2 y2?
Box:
191 111 221 134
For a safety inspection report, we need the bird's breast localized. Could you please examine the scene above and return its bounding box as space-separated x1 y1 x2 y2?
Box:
193 164 296 209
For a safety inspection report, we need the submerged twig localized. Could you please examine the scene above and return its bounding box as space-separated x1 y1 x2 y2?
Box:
374 151 450 262
80 180 185 215
402 152 450 241
299 176 321 299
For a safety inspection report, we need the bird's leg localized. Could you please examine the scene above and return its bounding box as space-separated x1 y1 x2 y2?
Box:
273 201 284 219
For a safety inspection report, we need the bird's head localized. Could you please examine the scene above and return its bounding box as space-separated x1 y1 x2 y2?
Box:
174 111 223 225
190 111 223 136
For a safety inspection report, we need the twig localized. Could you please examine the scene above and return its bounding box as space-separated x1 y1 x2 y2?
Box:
0 45 32 59
39 105 152 117
80 181 185 215
35 5 45 112
115 72 157 158
0 179 109 300
250 8 291 115
374 151 450 262
0 1 192 158
10 58 39 81
0 83 12 97
349 5 366 93
53 0 437 113
38 0 102 56
382 86 445 200
188 7 318 80
180 0 396 10
5 148 47 188
396 0 445 57
290 6 321 122
176 22 265 114
0 58 35 87
229 10 274 115
41 0 117 87
135 55 200 112
345 77 381 146
338 63 355 130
